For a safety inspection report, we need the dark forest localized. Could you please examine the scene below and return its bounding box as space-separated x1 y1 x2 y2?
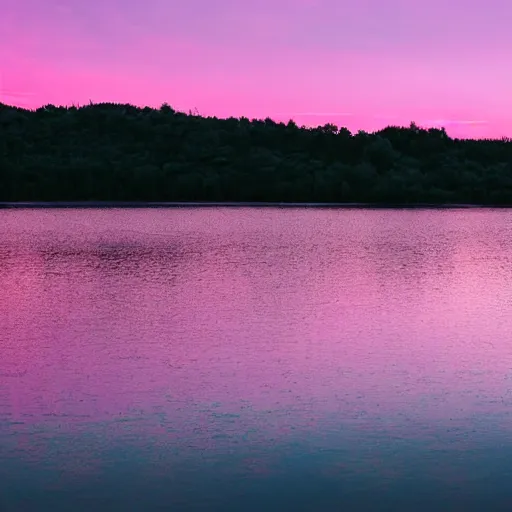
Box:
2 102 512 204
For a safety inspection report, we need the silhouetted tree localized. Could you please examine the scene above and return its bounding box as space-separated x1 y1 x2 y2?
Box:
0 102 511 204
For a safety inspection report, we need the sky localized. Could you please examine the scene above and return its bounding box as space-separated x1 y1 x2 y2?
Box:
1 0 512 138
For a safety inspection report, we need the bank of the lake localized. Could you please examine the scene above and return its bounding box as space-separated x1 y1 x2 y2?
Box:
0 201 502 209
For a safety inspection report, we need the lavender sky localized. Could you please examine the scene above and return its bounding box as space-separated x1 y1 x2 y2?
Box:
2 0 511 138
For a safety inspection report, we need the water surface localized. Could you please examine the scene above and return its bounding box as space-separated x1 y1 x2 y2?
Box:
2 208 512 511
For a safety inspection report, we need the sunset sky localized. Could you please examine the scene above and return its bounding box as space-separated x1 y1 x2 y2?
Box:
2 0 511 138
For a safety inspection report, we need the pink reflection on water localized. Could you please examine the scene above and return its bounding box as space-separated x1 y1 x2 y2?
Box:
2 207 512 464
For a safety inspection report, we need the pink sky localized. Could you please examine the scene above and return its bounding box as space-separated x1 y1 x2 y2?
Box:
2 0 512 138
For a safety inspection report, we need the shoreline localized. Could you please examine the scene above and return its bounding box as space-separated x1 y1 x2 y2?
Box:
0 201 510 209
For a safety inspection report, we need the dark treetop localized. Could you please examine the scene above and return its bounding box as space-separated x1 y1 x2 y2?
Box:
1 102 512 204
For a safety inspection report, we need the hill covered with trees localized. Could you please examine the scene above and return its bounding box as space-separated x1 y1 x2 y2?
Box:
1 102 512 204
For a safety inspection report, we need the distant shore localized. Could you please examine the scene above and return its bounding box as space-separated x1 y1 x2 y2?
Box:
0 201 508 209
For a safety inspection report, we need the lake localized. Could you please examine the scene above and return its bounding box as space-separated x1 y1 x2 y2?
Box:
2 207 512 511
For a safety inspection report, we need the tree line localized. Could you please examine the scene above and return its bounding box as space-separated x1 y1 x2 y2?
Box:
1 101 512 204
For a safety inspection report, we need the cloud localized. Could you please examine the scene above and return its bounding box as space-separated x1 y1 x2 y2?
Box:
422 119 488 126
274 112 353 116
1 90 35 98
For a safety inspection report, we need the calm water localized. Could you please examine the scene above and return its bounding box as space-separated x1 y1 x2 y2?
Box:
2 208 512 511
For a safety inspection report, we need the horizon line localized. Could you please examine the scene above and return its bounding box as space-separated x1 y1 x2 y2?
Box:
1 101 510 140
